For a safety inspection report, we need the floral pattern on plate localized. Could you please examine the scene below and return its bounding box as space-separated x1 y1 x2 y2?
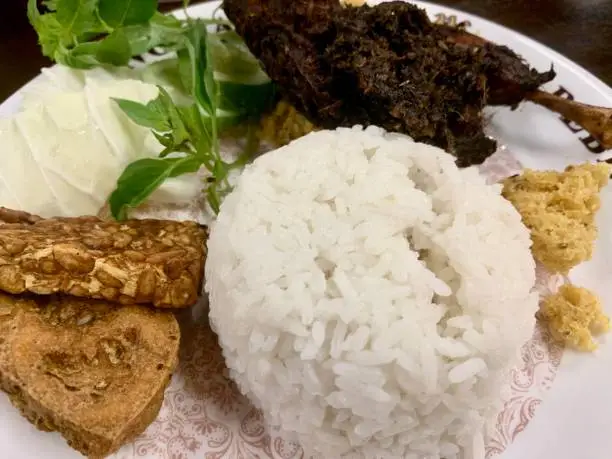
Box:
113 148 564 459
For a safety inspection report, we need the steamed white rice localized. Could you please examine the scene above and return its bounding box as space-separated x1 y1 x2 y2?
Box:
206 126 539 459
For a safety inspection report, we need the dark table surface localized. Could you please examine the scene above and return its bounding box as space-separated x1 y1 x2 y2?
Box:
1 0 611 104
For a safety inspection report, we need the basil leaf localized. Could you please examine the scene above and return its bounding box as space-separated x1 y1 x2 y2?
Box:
142 59 189 99
96 28 132 66
208 30 266 80
218 80 276 116
43 0 59 10
149 12 186 47
57 42 101 68
183 23 212 113
153 131 174 149
114 97 170 131
197 110 243 133
121 24 154 56
55 0 101 36
177 47 192 95
156 86 191 145
202 27 219 113
176 105 198 137
28 0 63 58
109 155 202 220
115 86 196 144
206 188 220 214
31 0 186 69
150 12 183 30
123 15 185 56
98 0 158 28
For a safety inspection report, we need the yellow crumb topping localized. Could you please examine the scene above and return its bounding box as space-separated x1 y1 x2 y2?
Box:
502 162 610 274
539 284 610 351
258 100 317 147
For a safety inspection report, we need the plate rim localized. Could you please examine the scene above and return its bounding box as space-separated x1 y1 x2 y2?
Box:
0 2 611 459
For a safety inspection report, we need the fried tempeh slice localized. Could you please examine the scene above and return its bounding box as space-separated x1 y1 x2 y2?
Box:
0 293 180 458
0 208 207 308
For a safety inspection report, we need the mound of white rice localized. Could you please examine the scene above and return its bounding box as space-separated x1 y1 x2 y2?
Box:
206 126 539 459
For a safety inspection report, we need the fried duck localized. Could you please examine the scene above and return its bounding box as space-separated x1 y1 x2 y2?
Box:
223 0 611 166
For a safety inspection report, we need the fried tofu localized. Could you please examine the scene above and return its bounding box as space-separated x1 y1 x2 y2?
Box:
0 293 180 458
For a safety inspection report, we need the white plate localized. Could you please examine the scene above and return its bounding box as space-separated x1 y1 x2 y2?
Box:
1 1 611 458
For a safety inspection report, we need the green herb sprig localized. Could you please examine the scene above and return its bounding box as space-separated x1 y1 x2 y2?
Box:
28 0 277 220
109 23 232 218
28 0 186 68
109 21 274 219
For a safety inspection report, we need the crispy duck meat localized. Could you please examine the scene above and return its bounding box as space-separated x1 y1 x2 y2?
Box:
224 0 611 166
435 24 554 107
441 26 612 149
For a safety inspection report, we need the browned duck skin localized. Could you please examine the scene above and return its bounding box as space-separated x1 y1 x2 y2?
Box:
442 26 612 149
223 0 561 166
437 25 555 106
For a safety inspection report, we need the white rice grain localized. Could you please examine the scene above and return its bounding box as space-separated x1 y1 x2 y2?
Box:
206 126 538 459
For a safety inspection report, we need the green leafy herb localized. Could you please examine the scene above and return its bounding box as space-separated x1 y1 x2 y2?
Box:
183 23 213 114
109 22 238 219
118 14 185 56
207 30 268 81
28 0 185 68
109 156 201 220
147 13 186 48
114 97 170 131
116 86 195 152
43 0 60 9
28 0 276 220
98 0 158 28
142 57 188 98
28 0 66 58
176 47 192 93
218 80 275 116
95 28 132 65
58 42 101 68
55 0 101 36
149 11 185 34
108 19 276 219
119 24 154 55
